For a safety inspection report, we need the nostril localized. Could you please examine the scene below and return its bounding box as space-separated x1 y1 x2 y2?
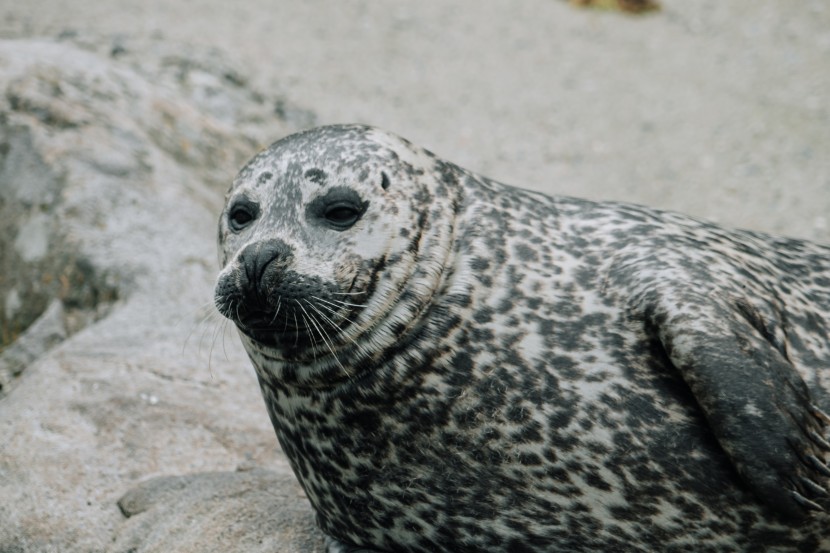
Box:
239 239 295 289
260 257 282 290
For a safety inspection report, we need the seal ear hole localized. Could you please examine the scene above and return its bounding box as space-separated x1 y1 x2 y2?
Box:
380 172 390 191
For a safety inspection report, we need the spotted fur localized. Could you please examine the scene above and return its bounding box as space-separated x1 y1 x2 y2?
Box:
215 125 830 552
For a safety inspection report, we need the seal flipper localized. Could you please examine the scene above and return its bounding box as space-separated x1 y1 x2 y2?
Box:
325 535 386 553
640 288 830 520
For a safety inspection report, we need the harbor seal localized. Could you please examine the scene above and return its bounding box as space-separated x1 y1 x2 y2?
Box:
214 124 830 552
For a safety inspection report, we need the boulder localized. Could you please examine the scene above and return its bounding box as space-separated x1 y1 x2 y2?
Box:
0 36 323 552
113 469 322 553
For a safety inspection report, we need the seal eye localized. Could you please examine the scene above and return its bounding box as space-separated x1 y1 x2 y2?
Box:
228 201 258 231
306 186 368 231
324 203 362 229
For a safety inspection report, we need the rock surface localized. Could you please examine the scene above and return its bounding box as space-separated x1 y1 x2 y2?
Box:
113 469 322 553
0 37 323 553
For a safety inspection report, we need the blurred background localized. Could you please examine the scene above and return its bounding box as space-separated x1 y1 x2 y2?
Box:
3 0 827 241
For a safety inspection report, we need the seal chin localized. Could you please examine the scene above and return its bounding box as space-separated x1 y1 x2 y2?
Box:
232 309 317 351
236 324 281 348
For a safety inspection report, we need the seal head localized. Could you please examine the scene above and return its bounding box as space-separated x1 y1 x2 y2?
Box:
215 125 461 388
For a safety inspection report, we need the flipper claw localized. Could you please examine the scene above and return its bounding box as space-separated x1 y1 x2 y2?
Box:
808 430 830 452
791 491 824 512
810 404 830 425
798 476 829 498
806 454 830 478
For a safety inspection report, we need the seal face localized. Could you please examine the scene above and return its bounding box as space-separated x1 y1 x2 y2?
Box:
215 125 461 388
216 125 830 552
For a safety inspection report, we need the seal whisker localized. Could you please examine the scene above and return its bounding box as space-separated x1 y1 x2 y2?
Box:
307 297 341 318
305 299 340 330
306 300 365 354
306 299 377 365
269 297 283 327
315 295 365 310
187 309 214 357
310 295 361 326
198 302 228 359
300 300 348 373
298 311 317 361
183 301 222 356
206 314 230 379
175 301 219 348
220 317 232 363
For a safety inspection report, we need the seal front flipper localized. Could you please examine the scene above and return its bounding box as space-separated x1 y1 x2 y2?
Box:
636 287 830 520
325 535 385 553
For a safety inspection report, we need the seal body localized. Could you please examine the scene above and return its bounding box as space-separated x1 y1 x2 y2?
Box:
215 125 830 552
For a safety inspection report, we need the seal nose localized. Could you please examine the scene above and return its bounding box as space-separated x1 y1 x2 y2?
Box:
238 239 294 296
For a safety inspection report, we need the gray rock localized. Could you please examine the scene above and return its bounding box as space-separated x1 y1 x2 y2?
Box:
0 37 321 552
112 469 324 553
0 299 66 392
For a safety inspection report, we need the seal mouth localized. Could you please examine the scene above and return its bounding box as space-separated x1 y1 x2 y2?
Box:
214 257 366 357
235 313 314 348
227 295 364 356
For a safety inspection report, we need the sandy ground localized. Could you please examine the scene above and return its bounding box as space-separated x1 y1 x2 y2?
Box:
2 0 828 242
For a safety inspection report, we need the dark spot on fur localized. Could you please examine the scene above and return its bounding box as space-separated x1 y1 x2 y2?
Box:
304 167 327 185
514 243 538 262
